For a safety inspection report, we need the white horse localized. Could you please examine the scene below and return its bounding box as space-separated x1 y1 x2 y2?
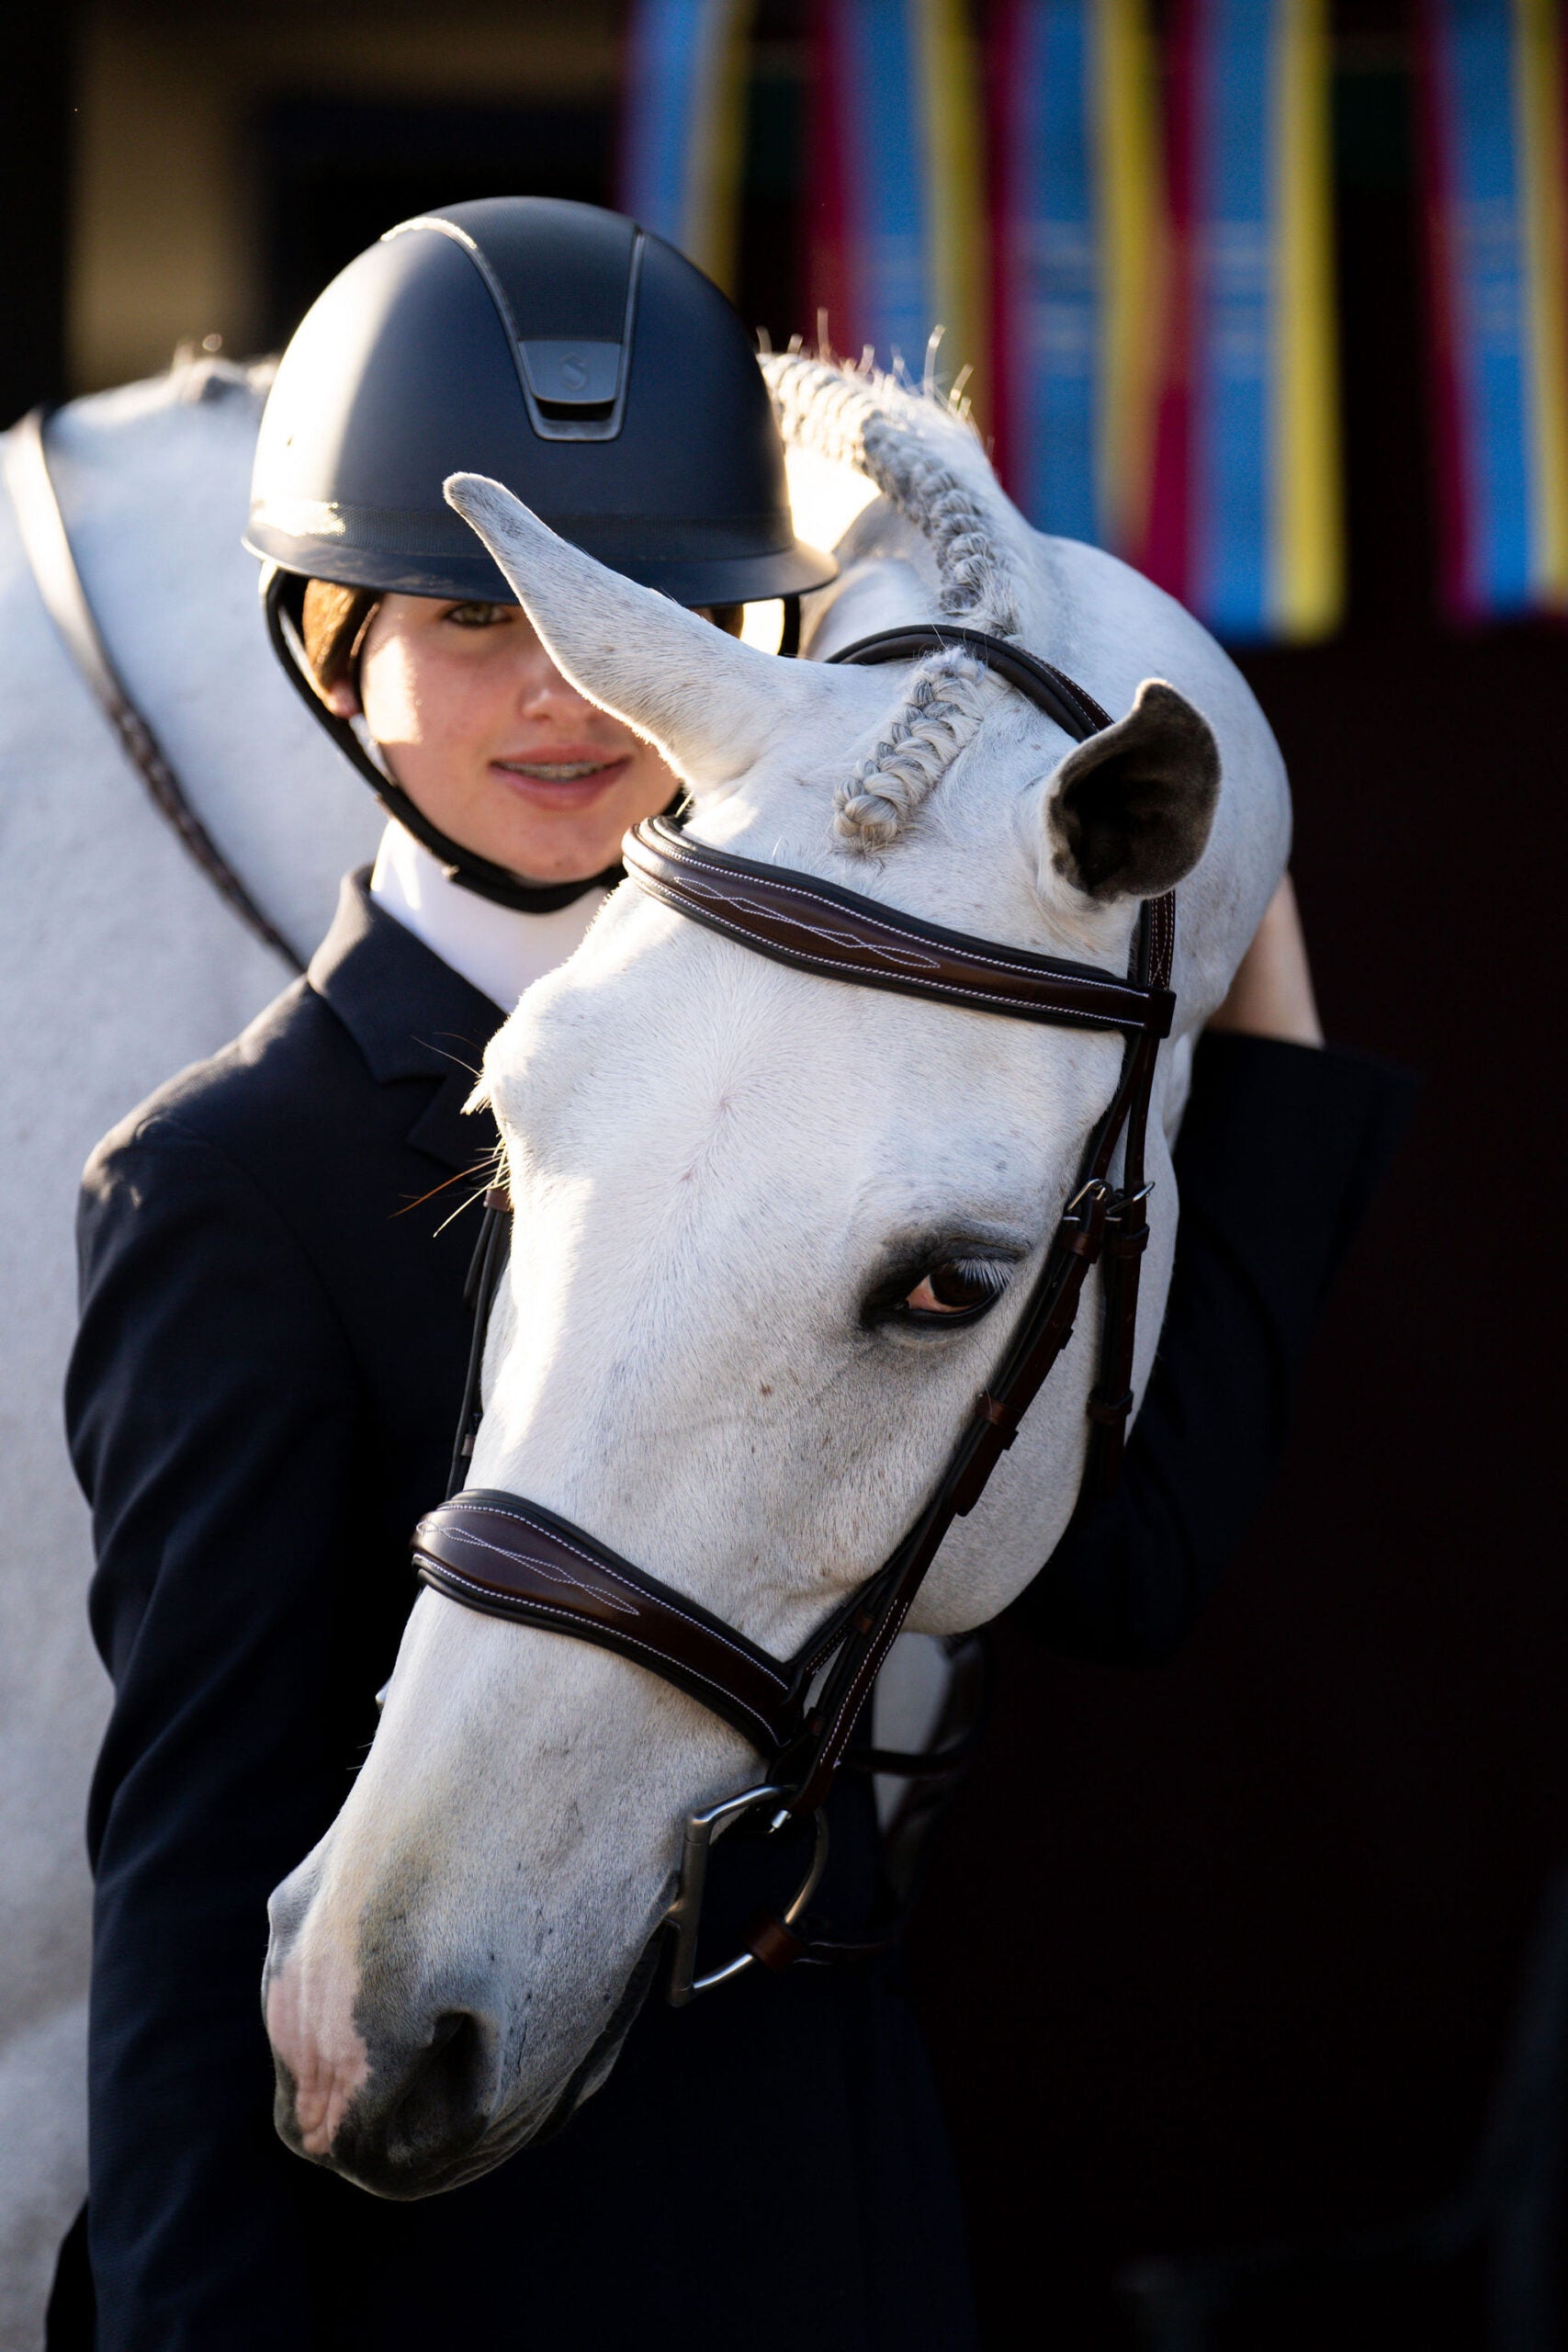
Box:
264 356 1291 2193
0 357 377 2345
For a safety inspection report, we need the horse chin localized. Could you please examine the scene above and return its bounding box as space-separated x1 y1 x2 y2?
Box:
521 1933 662 2151
296 1930 666 2201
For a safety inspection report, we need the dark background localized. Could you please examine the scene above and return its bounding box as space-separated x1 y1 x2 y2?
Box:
6 5 1564 2345
907 27 1568 2347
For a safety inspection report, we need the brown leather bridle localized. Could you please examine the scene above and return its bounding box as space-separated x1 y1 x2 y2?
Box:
411 627 1177 1999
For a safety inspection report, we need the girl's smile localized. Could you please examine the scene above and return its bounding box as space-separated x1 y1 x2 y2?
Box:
490 746 633 807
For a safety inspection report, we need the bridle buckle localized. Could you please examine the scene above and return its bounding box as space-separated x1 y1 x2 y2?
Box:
663 1782 830 2007
1064 1175 1114 1218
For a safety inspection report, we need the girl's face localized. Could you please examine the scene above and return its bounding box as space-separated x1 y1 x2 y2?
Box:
328 593 678 885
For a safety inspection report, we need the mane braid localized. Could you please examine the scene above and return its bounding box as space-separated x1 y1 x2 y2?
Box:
763 352 1024 851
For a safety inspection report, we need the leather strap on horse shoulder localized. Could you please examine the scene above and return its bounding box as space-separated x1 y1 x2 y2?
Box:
5 406 304 971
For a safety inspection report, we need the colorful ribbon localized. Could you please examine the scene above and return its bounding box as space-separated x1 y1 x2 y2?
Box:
991 0 1162 552
812 0 987 413
1421 0 1568 618
1144 0 1342 642
620 0 754 294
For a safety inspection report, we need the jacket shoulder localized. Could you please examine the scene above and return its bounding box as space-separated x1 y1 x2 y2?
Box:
85 976 373 1196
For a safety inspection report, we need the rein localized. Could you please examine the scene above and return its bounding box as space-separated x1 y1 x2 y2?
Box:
5 407 306 970
413 625 1176 1997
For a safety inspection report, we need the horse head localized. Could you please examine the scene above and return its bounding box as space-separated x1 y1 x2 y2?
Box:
263 357 1290 2196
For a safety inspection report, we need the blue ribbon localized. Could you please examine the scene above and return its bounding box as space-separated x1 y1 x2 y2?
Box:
1009 0 1101 544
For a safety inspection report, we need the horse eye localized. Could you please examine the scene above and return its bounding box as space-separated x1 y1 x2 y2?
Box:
872 1256 1012 1331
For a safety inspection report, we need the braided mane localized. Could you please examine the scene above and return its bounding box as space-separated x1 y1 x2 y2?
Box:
761 352 1025 850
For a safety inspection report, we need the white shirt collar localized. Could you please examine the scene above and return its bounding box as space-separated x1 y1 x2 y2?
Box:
368 820 608 1014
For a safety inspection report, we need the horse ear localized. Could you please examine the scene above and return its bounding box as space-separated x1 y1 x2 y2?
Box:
444 472 829 792
1043 680 1220 904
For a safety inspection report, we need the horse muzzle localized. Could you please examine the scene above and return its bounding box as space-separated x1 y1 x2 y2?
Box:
264 1911 666 2199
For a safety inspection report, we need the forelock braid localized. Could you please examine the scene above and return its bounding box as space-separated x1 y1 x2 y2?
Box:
832 653 991 849
762 353 1023 848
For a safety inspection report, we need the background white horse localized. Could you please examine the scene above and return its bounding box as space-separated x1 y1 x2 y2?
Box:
0 357 377 2346
264 356 1291 2194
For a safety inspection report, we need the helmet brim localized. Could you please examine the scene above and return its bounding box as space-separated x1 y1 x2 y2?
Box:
243 521 838 608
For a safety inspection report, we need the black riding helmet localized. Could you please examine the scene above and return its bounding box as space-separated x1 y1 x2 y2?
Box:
247 196 835 910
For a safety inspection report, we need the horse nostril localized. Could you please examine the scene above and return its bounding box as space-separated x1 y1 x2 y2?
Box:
384 2010 496 2165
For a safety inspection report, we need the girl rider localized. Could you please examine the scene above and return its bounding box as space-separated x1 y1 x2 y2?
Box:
56 198 1410 2351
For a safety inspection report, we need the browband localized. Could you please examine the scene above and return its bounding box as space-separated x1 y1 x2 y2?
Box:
623 818 1174 1043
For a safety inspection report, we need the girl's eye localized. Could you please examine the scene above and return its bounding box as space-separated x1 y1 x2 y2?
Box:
444 601 513 628
869 1257 1013 1331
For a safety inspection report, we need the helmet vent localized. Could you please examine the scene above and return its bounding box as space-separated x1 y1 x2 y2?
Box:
407 215 645 445
519 340 622 411
509 237 643 443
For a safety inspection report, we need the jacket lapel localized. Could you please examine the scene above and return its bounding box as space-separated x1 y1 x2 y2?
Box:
405 1067 494 1174
308 871 504 1173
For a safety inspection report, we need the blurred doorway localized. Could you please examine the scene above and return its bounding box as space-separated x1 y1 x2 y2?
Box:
257 96 612 351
